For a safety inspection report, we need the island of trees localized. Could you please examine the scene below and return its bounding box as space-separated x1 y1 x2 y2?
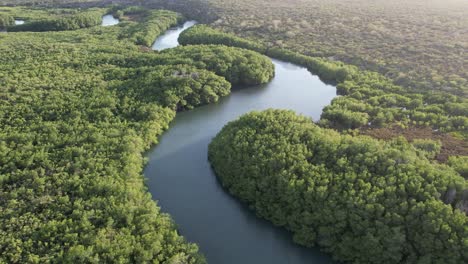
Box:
209 109 468 263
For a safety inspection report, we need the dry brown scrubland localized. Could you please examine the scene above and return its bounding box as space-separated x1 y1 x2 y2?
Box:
202 0 467 96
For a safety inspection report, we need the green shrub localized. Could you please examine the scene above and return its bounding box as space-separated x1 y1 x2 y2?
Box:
8 9 104 32
209 109 467 263
411 139 442 159
448 156 468 179
0 13 14 29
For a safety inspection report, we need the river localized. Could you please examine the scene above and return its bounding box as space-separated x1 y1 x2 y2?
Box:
145 21 336 263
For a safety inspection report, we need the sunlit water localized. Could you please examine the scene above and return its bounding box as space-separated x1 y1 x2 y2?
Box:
145 22 336 263
101 14 119 26
152 20 197 51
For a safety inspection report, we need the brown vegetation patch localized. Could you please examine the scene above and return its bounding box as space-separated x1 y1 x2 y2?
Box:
138 45 153 52
124 13 144 22
361 126 468 162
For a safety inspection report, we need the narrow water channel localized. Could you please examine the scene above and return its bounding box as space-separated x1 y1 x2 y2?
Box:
152 20 197 51
145 22 336 263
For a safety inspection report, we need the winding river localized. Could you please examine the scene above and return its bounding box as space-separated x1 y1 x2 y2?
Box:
145 21 336 263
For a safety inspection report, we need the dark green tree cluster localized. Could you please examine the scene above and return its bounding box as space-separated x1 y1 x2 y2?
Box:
179 24 266 53
179 25 468 136
0 13 14 28
322 74 468 135
0 6 76 25
0 6 274 263
448 156 468 179
8 9 104 32
208 109 468 264
157 45 274 85
411 139 442 160
116 64 231 110
96 44 274 86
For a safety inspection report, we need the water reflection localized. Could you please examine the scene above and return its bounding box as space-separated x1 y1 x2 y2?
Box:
101 14 119 26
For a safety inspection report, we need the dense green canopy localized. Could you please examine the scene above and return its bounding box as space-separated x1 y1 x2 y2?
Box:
209 109 468 263
116 64 231 110
0 6 273 263
0 13 14 28
2 3 465 263
98 44 275 86
179 24 266 53
7 9 105 32
158 45 274 85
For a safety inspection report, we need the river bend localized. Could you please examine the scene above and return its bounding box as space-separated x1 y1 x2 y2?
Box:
145 21 336 264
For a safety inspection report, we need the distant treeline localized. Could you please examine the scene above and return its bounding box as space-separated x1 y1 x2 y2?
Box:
180 25 468 137
209 109 468 264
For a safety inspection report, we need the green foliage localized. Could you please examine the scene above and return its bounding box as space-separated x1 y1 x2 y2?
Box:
320 106 369 129
448 156 468 179
209 109 468 264
8 9 105 32
0 13 14 28
117 64 231 110
120 9 183 46
179 24 267 53
121 6 148 15
0 5 274 263
97 44 274 86
158 45 274 85
411 139 442 159
114 10 124 19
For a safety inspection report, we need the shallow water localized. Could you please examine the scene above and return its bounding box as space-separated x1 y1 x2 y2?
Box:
101 15 119 26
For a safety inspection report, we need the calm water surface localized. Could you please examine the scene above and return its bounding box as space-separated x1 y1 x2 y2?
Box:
145 22 336 263
152 20 197 51
101 14 119 26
